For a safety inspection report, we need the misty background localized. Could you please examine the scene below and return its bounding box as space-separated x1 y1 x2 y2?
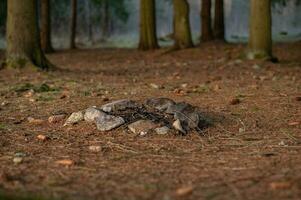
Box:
0 0 300 49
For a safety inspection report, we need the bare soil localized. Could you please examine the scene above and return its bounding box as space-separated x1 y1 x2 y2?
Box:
0 42 300 200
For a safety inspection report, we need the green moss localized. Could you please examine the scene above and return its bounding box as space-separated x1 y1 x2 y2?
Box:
6 58 28 69
13 83 59 93
0 123 7 130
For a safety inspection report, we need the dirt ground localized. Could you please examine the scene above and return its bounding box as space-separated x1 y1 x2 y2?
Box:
0 42 300 200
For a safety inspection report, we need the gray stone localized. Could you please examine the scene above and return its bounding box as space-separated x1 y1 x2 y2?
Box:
144 98 175 112
167 102 202 130
173 119 186 134
101 99 139 112
165 102 189 114
155 126 170 135
64 111 84 126
84 107 106 122
174 109 200 129
128 120 157 136
95 114 125 131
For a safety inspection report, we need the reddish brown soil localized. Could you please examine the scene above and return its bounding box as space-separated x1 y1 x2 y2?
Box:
0 42 300 200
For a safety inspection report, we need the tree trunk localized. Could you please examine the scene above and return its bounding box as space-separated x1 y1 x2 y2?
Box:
201 0 213 42
138 0 159 50
70 0 77 49
173 0 193 49
213 0 224 40
101 0 110 40
0 0 7 36
40 0 54 53
85 0 93 42
247 0 273 60
6 0 52 69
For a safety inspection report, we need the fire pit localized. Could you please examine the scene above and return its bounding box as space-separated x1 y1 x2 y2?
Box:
64 98 210 135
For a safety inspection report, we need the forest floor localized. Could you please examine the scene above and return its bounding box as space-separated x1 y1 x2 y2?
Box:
0 42 300 200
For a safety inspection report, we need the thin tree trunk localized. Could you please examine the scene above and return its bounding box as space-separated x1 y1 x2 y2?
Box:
213 0 224 40
173 0 193 49
0 0 7 36
138 0 159 50
6 0 52 69
247 0 273 60
85 0 93 42
70 0 77 49
41 0 54 53
201 0 213 42
101 0 109 40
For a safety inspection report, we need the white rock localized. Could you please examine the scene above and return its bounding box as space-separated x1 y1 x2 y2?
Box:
155 126 170 135
95 114 125 131
173 119 186 134
128 120 157 135
101 99 138 112
64 111 84 126
84 107 105 122
13 157 23 164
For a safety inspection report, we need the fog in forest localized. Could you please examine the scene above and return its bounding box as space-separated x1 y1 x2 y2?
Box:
0 0 301 49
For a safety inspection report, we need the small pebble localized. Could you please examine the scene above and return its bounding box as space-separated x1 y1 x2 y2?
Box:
37 134 48 141
88 145 102 152
13 157 23 164
173 119 186 134
150 83 161 89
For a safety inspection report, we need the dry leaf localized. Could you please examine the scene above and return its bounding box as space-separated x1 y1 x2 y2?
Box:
27 117 44 125
229 98 241 105
175 185 194 197
270 182 292 190
55 159 74 166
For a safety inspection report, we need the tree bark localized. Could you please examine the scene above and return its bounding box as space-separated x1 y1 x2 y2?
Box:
0 0 7 36
173 0 193 49
85 0 93 42
40 0 54 53
6 0 52 69
138 0 159 50
101 0 110 40
70 0 77 49
247 0 273 60
213 0 224 40
201 0 213 42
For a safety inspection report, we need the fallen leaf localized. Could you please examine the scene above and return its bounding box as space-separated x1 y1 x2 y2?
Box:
229 98 241 105
175 186 194 197
27 117 44 125
55 159 74 166
270 182 292 190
